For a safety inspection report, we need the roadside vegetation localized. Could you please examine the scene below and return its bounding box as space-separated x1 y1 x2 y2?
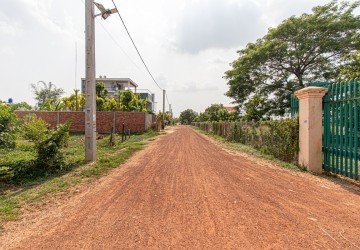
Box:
27 81 153 113
0 103 159 227
179 104 240 125
193 126 301 172
193 119 299 164
0 131 158 225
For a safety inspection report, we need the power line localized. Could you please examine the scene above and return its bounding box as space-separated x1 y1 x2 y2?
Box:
96 20 144 73
81 0 172 111
79 0 143 73
111 0 164 91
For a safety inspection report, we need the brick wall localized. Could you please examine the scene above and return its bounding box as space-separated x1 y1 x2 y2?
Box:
16 111 59 128
15 111 155 133
59 112 85 132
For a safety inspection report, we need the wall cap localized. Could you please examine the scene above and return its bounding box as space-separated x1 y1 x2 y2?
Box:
294 86 328 100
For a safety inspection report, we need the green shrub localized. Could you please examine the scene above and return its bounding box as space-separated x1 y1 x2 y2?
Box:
21 116 71 172
0 160 34 182
193 119 299 163
0 166 14 181
0 115 71 182
21 114 49 142
34 122 70 171
0 104 16 148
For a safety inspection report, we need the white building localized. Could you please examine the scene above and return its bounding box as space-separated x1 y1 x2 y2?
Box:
81 76 155 112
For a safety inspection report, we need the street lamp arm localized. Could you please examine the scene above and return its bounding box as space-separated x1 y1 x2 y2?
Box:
94 2 117 20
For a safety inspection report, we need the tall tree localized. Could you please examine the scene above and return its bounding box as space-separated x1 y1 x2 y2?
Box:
63 89 85 111
157 111 171 125
243 95 268 121
179 109 198 125
31 81 64 109
196 104 240 122
41 98 65 111
340 50 360 80
117 90 148 112
225 1 360 116
96 82 108 99
9 102 32 111
196 104 237 122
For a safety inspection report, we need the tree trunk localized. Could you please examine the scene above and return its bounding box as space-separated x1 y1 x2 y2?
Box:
297 74 304 87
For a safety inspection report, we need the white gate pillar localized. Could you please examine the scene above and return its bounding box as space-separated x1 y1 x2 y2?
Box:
294 87 328 173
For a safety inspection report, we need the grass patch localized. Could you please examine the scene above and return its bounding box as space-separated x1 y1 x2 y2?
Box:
194 127 302 171
0 131 159 225
0 197 20 221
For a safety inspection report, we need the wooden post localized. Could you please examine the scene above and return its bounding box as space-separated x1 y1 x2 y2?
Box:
122 123 125 142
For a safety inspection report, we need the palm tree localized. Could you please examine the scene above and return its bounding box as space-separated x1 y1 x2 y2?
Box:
31 81 64 109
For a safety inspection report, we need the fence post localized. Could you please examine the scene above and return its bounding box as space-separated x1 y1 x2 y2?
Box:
122 123 125 142
113 112 116 133
259 120 263 144
251 120 255 143
294 86 328 173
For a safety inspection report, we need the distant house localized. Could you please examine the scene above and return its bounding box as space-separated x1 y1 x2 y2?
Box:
224 106 237 113
81 76 155 112
137 89 155 112
81 76 138 96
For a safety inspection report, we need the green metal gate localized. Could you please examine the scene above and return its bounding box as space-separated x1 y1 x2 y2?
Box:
291 80 360 180
323 81 359 180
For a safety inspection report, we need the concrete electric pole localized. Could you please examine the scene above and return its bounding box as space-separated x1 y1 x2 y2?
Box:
85 1 117 161
85 0 96 161
169 104 172 125
162 89 166 129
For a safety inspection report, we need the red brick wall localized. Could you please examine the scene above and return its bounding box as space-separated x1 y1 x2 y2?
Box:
115 112 145 133
59 112 85 132
15 111 149 133
16 111 59 128
97 112 114 133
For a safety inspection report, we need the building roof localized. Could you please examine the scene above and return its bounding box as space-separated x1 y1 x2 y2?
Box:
224 106 237 113
81 77 138 87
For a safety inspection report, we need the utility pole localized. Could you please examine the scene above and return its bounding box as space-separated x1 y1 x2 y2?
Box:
85 1 117 161
162 89 166 129
169 104 172 125
85 0 96 161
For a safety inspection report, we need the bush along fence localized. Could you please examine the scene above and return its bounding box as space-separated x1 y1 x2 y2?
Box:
192 119 299 163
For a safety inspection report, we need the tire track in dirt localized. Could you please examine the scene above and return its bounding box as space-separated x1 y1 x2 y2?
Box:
1 126 360 249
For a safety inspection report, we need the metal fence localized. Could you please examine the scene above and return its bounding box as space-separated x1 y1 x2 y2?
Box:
323 81 359 180
291 80 360 180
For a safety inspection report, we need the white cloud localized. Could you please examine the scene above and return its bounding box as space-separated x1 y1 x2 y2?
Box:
210 57 228 64
0 47 14 56
169 81 219 93
0 21 22 36
21 0 79 42
173 0 266 54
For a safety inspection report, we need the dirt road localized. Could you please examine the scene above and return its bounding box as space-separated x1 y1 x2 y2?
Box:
1 126 360 249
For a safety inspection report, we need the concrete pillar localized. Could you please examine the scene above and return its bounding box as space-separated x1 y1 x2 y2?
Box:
294 87 328 173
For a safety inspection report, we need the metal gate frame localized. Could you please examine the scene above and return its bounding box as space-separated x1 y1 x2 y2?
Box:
323 81 359 180
291 81 359 180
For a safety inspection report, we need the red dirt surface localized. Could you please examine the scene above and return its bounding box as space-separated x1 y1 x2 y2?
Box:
1 126 360 249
